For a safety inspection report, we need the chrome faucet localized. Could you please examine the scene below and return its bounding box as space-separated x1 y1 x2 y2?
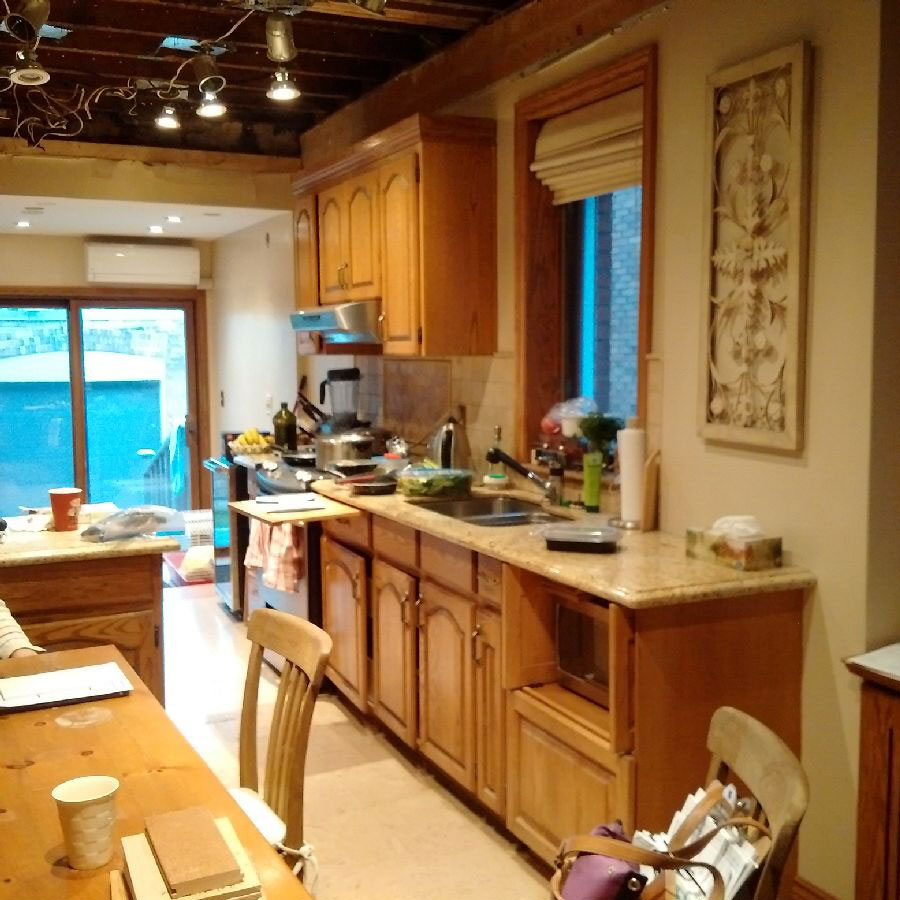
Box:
485 446 559 505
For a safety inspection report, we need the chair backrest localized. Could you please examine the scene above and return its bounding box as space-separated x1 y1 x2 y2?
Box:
705 706 809 900
239 609 332 849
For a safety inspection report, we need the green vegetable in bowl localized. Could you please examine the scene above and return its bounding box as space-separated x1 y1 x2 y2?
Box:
398 467 473 499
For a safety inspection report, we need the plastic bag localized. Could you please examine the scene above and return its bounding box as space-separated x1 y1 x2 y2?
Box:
80 506 175 543
541 397 599 435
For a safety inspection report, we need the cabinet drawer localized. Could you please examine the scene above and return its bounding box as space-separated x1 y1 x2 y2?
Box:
420 533 475 594
476 555 502 607
373 517 418 569
506 685 634 864
324 511 371 551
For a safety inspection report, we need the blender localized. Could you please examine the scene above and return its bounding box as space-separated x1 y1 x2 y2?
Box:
319 367 362 432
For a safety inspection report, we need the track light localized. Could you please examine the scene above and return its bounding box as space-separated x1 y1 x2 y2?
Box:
9 47 49 85
196 91 226 119
349 0 387 13
265 12 297 63
155 105 180 129
3 0 50 43
193 51 225 96
266 67 300 102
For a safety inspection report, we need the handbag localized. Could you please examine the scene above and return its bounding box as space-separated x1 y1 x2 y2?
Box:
550 783 771 900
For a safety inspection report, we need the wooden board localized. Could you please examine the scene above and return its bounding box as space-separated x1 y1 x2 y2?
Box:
0 647 310 900
229 496 360 525
123 818 260 900
144 807 242 897
641 449 661 532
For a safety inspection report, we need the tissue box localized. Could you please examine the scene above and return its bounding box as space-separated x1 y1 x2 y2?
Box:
685 528 782 571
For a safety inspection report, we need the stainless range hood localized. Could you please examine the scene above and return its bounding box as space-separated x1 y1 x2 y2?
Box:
290 301 381 345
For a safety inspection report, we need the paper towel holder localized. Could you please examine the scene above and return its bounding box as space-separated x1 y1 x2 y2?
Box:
609 416 645 531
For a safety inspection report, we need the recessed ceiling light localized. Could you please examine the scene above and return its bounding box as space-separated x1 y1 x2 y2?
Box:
16 220 30 228
155 105 180 130
149 225 164 234
115 252 125 258
166 215 182 224
267 67 301 102
203 212 222 218
196 92 227 119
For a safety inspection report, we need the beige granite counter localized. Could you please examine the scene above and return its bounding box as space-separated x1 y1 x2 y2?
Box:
0 528 179 568
312 481 816 609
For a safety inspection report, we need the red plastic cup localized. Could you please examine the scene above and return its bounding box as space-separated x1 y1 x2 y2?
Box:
49 488 83 532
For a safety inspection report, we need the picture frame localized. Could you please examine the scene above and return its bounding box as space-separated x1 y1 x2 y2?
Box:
699 41 812 452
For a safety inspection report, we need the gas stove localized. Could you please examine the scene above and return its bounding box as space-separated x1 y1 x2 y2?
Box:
255 459 336 495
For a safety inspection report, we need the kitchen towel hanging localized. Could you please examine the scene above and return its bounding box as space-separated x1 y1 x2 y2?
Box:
245 520 305 592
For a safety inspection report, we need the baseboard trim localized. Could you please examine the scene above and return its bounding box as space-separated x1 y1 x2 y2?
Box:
792 877 839 900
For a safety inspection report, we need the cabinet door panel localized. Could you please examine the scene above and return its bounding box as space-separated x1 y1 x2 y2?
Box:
418 580 475 790
372 561 417 746
294 194 319 307
318 187 346 304
26 610 161 703
475 606 505 815
345 172 380 300
379 154 420 355
321 537 367 711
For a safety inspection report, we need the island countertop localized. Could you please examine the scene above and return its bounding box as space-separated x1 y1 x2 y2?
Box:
312 481 816 609
0 527 179 568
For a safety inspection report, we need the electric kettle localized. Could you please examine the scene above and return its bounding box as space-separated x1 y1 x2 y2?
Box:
427 417 472 469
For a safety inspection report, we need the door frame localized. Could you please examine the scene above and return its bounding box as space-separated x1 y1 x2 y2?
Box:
0 286 210 508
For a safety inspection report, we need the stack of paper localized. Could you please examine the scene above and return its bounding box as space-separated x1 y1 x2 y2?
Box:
0 662 132 712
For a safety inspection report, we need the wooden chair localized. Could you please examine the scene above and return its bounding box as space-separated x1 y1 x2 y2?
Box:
229 609 332 890
703 706 809 900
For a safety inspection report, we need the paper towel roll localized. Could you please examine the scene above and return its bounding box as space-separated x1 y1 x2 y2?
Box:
617 422 646 524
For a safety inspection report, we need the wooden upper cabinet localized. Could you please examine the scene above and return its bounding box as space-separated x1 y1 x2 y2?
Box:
321 536 368 711
344 172 381 301
294 194 318 308
417 579 476 791
292 114 497 355
318 186 346 304
379 153 421 356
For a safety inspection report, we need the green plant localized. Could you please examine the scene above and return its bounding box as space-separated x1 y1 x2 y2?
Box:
579 413 623 460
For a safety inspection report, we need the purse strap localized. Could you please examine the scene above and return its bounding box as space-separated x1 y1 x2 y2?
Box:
550 836 726 900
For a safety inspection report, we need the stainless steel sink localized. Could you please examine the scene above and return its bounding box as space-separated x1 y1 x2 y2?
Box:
423 496 563 527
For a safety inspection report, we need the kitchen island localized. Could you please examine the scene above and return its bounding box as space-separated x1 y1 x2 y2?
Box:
0 527 178 703
308 479 815 862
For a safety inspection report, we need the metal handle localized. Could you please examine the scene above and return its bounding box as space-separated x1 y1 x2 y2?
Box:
377 311 386 342
344 261 351 287
400 591 410 626
337 262 346 288
471 624 482 662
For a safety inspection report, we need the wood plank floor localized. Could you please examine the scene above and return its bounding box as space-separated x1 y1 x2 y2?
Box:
163 585 547 900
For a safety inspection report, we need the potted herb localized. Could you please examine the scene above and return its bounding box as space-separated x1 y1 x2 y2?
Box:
579 414 623 512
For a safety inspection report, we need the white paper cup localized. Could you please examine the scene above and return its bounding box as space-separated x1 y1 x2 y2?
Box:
51 775 119 870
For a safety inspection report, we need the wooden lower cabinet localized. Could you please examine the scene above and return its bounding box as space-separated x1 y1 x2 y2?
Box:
474 605 505 815
506 686 633 865
417 579 476 791
371 560 417 746
26 610 161 701
321 536 368 712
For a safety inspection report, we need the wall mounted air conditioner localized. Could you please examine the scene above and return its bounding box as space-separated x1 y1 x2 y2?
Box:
85 242 201 286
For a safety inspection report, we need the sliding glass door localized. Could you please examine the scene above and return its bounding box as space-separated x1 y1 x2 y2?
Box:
0 299 200 517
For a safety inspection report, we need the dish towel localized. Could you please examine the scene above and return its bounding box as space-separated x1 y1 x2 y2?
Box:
245 520 306 592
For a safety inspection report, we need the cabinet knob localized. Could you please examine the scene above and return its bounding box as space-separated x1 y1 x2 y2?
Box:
471 625 482 662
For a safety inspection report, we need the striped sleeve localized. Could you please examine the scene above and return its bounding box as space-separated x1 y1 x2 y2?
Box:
0 598 41 659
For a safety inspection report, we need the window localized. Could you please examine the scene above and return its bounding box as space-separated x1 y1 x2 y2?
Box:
515 46 656 455
562 187 642 422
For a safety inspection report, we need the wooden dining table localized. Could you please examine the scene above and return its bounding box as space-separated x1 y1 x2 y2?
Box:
0 646 311 900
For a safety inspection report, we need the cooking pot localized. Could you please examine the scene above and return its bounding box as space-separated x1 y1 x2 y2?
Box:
315 428 388 468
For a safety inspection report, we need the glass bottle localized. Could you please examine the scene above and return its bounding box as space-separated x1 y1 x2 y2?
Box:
273 402 297 451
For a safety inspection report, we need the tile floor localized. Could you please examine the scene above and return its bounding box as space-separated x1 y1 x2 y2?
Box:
163 585 548 900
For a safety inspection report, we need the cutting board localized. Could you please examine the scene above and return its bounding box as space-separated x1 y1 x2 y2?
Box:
640 450 661 532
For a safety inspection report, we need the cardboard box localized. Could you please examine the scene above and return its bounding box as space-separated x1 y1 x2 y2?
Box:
685 528 782 571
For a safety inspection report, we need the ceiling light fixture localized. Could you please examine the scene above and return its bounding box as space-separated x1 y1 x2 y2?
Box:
348 0 388 14
149 225 164 234
16 220 30 228
9 47 49 85
3 0 50 43
166 215 182 223
266 67 300 102
265 12 297 63
154 105 180 129
193 51 225 96
196 91 227 119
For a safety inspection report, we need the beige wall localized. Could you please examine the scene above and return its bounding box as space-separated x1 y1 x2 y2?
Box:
444 1 884 894
209 215 297 441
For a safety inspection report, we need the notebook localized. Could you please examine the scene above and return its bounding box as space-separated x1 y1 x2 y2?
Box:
254 493 326 512
0 661 133 712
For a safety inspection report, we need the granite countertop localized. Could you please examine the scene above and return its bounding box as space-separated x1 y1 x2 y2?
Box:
0 528 179 568
312 481 816 609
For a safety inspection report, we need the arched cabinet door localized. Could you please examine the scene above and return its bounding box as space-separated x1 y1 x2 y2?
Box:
317 186 347 305
321 536 367 711
417 578 476 791
371 560 417 747
379 153 420 355
344 171 381 301
294 194 319 307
